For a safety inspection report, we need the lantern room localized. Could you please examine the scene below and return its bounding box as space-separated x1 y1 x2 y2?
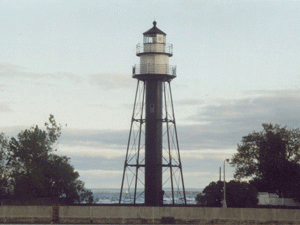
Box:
143 21 166 44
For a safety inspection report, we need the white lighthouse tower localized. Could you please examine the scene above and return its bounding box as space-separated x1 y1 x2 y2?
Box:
137 21 173 77
120 21 186 206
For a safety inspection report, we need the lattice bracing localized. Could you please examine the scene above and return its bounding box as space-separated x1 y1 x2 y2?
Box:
119 80 146 204
120 81 186 205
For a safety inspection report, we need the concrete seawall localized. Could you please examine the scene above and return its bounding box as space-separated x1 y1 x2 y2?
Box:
1 205 300 224
0 206 52 223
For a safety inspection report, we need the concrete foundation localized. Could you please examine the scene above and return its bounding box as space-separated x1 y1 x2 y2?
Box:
1 205 300 224
0 206 52 223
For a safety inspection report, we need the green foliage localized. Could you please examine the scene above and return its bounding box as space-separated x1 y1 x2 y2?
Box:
1 115 94 204
231 123 300 199
226 180 258 207
196 181 223 207
0 133 10 198
196 180 258 208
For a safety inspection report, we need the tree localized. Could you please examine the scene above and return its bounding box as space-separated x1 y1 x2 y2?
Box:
44 154 94 204
0 133 11 198
231 123 300 199
4 115 94 203
196 180 258 208
196 181 223 207
226 180 258 207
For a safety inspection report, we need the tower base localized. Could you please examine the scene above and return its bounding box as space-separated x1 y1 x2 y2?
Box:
119 80 186 205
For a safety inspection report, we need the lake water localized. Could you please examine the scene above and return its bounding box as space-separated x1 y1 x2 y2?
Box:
92 189 199 205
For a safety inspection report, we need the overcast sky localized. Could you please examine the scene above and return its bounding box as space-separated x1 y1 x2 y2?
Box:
1 0 300 189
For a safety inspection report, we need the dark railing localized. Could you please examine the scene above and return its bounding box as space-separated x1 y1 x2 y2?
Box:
132 64 176 77
136 43 173 56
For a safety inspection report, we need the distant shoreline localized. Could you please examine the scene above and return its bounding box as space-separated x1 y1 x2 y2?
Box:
90 187 202 192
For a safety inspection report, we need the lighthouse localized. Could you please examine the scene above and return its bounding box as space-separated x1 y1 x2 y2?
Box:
120 21 186 206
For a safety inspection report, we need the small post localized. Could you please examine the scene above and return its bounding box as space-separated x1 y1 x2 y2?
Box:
223 159 229 208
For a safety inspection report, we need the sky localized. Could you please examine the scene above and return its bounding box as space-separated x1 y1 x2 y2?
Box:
1 0 300 190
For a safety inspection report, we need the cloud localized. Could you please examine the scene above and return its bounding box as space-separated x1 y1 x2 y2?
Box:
0 103 13 113
74 169 123 189
184 171 211 177
0 62 81 83
60 128 128 149
199 90 300 128
0 125 239 189
57 90 300 156
181 149 235 161
0 62 26 77
76 169 122 178
59 147 125 159
0 84 5 92
179 89 300 151
175 99 205 106
88 73 135 90
49 72 82 83
0 62 137 89
0 62 42 78
1 88 295 188
67 151 235 188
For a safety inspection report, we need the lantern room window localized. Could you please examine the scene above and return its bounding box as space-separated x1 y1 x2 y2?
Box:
144 35 157 44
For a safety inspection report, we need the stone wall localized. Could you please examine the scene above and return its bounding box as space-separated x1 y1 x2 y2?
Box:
59 206 300 224
1 205 300 224
258 192 300 207
0 206 52 223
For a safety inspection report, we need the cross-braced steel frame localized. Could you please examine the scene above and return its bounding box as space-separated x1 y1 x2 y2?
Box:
119 79 186 205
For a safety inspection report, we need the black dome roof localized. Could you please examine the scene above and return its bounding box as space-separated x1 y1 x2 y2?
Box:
143 21 166 35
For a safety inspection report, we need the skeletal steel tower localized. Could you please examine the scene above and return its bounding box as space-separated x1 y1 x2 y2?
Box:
119 21 186 206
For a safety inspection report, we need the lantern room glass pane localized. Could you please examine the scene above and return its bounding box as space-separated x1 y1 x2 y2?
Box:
144 35 157 44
